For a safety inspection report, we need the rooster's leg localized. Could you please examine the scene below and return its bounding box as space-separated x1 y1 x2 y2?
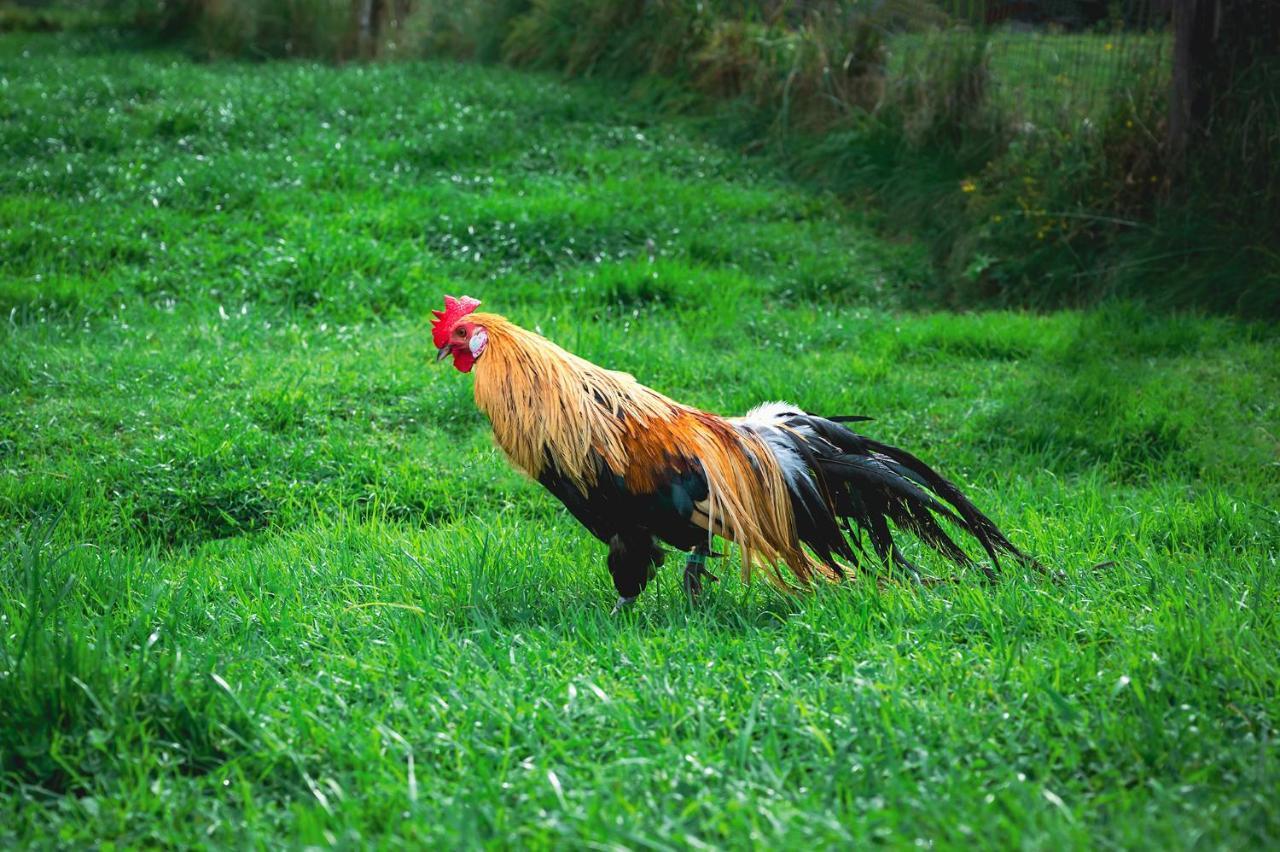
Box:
683 546 719 599
607 534 663 613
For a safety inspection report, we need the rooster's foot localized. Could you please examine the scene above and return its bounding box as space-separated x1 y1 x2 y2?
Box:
683 548 719 599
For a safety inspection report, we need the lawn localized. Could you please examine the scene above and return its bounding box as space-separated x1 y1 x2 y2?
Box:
2 31 1278 848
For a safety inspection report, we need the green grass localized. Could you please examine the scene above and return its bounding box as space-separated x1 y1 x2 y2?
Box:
2 31 1279 848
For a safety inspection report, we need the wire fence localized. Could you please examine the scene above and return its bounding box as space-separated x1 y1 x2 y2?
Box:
891 0 1173 127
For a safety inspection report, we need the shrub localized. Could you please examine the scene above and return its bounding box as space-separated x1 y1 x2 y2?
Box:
397 0 527 61
196 0 355 59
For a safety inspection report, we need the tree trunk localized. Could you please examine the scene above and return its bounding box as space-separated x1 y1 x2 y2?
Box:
357 0 381 60
1168 0 1216 168
1167 0 1280 171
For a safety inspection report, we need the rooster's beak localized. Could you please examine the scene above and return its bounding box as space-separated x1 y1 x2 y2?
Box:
436 345 451 363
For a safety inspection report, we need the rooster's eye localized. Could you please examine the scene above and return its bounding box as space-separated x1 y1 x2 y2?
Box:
455 327 466 338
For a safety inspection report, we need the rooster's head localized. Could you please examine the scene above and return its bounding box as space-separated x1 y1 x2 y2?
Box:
432 295 487 373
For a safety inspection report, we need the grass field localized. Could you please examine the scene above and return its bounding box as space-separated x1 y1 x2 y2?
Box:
2 32 1279 848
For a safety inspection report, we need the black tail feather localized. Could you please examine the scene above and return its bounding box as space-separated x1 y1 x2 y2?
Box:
860 437 1030 567
772 413 1034 581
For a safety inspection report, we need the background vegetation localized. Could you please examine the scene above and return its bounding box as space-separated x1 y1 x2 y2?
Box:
1 28 1278 846
45 0 1277 316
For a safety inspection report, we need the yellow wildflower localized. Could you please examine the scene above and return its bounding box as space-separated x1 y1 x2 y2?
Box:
961 179 977 193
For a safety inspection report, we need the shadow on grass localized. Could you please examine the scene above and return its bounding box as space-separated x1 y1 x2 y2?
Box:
965 304 1279 489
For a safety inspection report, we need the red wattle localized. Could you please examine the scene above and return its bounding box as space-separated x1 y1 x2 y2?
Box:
451 348 477 372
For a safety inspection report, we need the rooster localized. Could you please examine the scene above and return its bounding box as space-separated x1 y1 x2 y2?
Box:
433 295 1033 610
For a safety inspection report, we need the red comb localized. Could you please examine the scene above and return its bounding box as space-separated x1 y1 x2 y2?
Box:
431 295 481 348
